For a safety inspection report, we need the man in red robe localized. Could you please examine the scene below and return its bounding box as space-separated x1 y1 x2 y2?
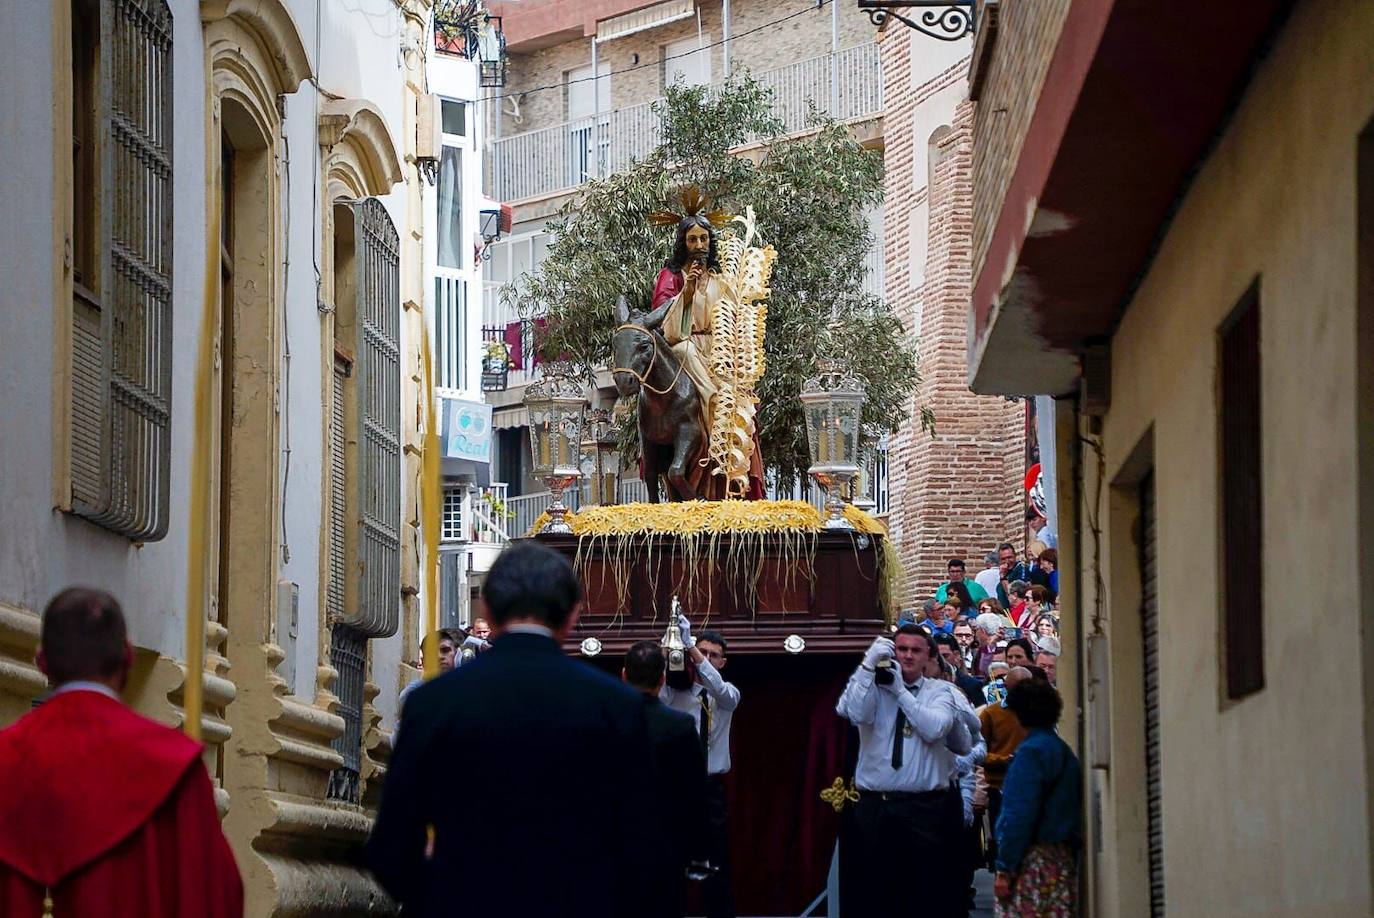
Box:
0 588 243 917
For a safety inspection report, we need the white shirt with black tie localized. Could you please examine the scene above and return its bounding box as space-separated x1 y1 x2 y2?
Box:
835 666 977 793
660 658 740 775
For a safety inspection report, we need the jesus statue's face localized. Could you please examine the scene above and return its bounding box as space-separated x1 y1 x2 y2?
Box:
685 224 711 262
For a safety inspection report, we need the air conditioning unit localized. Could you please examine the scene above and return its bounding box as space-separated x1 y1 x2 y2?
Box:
416 93 442 163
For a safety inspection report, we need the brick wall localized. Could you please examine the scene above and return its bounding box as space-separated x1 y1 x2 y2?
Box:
496 0 876 136
881 27 1026 606
969 0 1072 277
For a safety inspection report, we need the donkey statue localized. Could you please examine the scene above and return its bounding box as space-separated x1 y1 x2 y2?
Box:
610 294 707 502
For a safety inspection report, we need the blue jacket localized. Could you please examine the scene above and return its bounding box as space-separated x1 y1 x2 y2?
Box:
994 727 1082 873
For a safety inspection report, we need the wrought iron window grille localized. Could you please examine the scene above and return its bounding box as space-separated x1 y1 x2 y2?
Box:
69 0 175 541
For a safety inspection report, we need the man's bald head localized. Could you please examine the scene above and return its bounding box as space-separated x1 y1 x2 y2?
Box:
1004 666 1033 691
38 587 132 689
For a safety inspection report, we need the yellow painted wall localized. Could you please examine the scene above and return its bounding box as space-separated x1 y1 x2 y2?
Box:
1082 1 1374 915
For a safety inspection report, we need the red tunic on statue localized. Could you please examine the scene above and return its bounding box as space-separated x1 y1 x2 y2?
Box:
649 267 765 500
0 689 244 917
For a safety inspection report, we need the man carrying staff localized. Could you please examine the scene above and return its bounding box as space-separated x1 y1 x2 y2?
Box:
836 624 981 917
660 615 740 918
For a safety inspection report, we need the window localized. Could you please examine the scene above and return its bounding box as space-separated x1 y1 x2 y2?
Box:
437 146 463 268
327 198 401 804
441 99 466 137
873 444 890 516
334 198 401 640
566 63 611 120
327 356 350 629
1219 283 1263 699
663 34 713 88
566 63 610 184
442 485 466 542
68 0 174 540
435 276 466 391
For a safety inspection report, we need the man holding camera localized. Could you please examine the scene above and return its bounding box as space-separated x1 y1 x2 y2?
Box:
836 624 981 917
660 616 740 918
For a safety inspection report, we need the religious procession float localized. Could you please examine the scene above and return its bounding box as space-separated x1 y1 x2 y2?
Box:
520 188 897 658
508 182 912 912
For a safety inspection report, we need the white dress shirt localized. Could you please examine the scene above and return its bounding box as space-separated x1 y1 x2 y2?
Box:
661 658 740 775
835 667 974 793
956 736 987 826
51 681 121 701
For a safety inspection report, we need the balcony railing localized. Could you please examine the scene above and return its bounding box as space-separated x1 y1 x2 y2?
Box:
487 43 883 203
481 280 538 389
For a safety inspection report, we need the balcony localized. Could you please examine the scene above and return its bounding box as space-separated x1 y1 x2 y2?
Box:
486 43 883 203
481 280 538 390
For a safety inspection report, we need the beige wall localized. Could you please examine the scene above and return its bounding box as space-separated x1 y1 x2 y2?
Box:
1079 1 1374 914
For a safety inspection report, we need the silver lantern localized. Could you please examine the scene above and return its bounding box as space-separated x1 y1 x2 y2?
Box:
801 361 865 530
523 362 588 534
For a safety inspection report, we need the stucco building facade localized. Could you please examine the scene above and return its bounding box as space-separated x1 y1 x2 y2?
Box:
0 1 481 914
967 0 1374 914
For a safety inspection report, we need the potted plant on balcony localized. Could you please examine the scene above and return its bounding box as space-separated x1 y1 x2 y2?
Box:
480 340 512 392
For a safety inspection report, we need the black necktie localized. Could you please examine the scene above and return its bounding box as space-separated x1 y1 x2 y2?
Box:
697 687 711 754
891 682 918 769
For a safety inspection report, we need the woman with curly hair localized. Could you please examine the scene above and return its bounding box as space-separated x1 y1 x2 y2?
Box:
994 679 1082 917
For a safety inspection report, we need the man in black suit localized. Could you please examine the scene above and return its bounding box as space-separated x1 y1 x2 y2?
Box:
366 542 661 917
622 640 710 918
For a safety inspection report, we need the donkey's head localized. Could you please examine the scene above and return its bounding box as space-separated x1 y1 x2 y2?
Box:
611 293 656 399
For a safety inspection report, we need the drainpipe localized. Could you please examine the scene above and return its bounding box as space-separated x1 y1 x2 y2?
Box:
590 38 601 178
830 0 840 113
1068 395 1091 914
722 0 731 75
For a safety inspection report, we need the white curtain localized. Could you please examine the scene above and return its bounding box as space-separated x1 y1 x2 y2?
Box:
437 146 462 268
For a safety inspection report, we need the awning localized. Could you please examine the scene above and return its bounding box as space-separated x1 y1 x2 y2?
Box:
492 406 527 430
596 0 694 44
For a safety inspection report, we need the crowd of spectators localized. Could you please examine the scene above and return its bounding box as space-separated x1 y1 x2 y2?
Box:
893 540 1077 915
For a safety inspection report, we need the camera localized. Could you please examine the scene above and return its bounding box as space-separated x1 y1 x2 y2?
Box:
874 658 896 685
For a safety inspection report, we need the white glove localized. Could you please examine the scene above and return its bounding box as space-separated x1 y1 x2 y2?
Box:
862 637 894 669
678 613 695 648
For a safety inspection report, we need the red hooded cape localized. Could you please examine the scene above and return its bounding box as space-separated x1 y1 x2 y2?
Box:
0 690 243 917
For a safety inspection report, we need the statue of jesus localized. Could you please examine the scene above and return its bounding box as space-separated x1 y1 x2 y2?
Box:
643 212 766 500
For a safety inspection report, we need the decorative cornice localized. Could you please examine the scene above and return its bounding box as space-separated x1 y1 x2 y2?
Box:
201 0 314 95
319 99 405 196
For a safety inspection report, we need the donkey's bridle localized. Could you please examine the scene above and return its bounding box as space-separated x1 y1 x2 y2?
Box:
611 323 684 396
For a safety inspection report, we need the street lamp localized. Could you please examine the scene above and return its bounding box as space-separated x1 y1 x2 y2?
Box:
856 1 977 40
523 362 587 534
801 361 865 530
580 407 620 506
